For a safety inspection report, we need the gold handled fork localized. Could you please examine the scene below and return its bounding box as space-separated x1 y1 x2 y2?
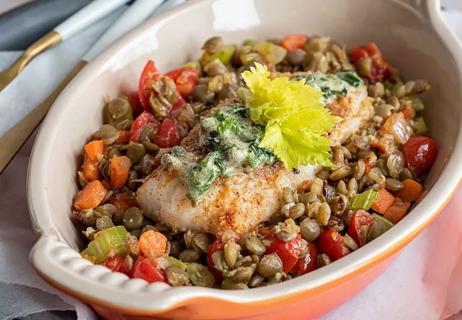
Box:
0 0 165 173
0 0 128 92
0 32 61 91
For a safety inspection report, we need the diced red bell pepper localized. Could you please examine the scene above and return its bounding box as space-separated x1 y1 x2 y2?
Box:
347 210 374 247
351 47 368 64
129 256 166 283
168 95 186 118
102 255 128 274
165 67 198 98
351 42 390 81
155 118 180 148
115 130 131 144
207 239 224 267
129 111 160 142
402 136 438 177
292 243 318 275
317 228 350 261
266 235 302 273
207 239 224 281
128 91 143 116
138 60 160 110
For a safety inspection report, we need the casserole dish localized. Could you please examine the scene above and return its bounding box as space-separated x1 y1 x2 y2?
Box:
28 0 462 319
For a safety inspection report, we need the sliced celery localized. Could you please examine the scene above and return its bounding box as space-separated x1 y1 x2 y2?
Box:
240 52 261 65
242 39 256 46
168 257 187 271
254 41 287 65
81 226 129 263
414 116 428 135
200 44 236 65
410 97 424 112
182 61 201 73
357 58 372 77
216 44 236 65
350 189 378 210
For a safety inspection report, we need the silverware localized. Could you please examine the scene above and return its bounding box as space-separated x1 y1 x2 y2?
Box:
0 0 165 173
0 0 129 92
0 0 92 50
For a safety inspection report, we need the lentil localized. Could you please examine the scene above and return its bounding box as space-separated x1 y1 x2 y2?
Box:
179 249 200 263
122 207 144 231
74 34 435 290
245 236 266 255
300 218 321 242
258 254 283 278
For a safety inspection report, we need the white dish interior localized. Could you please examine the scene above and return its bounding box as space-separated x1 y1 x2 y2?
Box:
27 0 462 312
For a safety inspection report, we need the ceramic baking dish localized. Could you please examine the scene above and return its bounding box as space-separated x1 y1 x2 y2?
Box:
27 0 462 319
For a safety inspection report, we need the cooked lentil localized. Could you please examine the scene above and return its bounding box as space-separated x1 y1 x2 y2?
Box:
74 34 437 290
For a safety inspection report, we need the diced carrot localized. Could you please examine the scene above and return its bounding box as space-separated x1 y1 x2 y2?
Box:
73 180 107 211
138 230 168 259
109 155 131 189
371 189 395 214
84 140 104 162
82 155 99 181
402 104 415 119
383 201 411 224
109 192 137 212
115 130 131 144
281 34 307 51
393 179 423 202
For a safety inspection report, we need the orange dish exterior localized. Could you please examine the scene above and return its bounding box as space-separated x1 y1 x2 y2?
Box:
36 182 457 320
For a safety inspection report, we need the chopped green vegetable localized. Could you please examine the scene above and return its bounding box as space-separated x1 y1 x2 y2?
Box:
350 189 378 210
81 226 129 263
242 63 340 169
253 41 287 65
336 70 363 87
162 105 275 202
240 52 261 65
414 116 428 135
200 44 236 65
182 151 223 201
168 257 187 271
242 39 256 46
303 71 362 105
408 97 424 112
367 213 394 241
182 61 201 73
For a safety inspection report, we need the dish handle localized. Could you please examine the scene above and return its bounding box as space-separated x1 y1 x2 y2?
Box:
29 234 92 292
394 0 441 20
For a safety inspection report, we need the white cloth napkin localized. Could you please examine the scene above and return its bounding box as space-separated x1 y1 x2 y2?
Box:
0 1 461 320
